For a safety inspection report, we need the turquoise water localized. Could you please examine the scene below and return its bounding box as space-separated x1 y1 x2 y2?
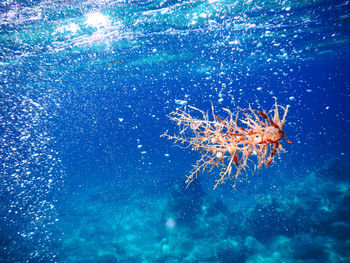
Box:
1 0 350 262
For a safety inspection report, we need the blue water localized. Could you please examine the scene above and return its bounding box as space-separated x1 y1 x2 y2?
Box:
1 0 350 262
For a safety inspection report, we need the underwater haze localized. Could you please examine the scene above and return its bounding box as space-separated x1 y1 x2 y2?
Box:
1 0 350 262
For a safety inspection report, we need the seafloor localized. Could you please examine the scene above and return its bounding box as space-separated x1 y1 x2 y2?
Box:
57 157 350 263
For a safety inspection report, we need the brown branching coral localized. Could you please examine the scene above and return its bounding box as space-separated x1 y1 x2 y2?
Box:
161 101 292 189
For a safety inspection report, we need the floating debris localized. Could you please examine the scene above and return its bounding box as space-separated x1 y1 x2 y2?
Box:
107 59 126 66
162 102 292 189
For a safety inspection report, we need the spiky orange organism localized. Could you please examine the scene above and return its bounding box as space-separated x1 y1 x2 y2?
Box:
161 101 292 189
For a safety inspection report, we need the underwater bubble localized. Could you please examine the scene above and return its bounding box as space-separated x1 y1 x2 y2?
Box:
175 99 188 106
165 218 176 229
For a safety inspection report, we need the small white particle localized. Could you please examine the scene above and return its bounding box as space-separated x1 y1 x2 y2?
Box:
175 99 188 106
228 40 239 45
